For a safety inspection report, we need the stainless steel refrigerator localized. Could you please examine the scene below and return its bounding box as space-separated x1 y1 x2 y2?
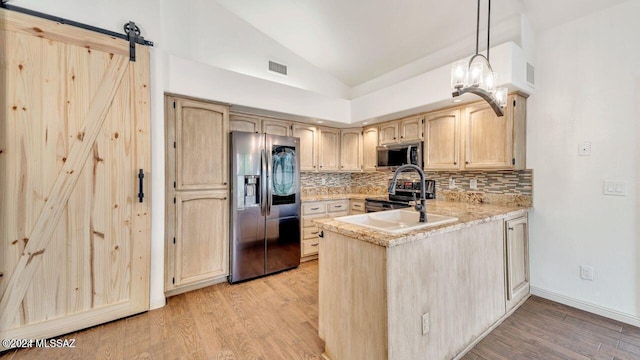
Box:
229 131 301 283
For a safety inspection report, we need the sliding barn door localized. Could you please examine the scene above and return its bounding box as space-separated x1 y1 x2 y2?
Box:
0 9 151 343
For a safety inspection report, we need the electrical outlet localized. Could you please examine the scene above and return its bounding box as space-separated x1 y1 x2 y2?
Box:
321 177 326 186
448 177 455 189
469 178 478 190
580 265 594 281
422 313 430 335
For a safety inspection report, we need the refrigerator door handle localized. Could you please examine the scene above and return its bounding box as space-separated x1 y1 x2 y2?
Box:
260 149 268 216
266 147 273 215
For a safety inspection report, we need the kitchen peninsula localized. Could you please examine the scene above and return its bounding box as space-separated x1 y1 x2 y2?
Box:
314 201 530 360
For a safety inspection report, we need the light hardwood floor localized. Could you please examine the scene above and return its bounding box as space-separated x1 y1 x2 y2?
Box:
2 260 639 360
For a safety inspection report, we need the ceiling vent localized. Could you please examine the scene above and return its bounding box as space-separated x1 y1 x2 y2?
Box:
526 62 535 88
269 61 287 76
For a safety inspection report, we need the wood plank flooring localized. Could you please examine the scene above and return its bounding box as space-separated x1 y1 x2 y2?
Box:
2 260 639 359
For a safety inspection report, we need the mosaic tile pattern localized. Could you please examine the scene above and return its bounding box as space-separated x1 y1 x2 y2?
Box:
302 169 533 206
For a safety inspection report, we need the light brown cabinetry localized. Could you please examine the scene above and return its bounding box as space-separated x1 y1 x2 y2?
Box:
462 94 526 170
399 115 424 142
504 214 529 311
262 118 291 136
379 122 399 144
230 113 261 133
362 126 379 171
292 124 318 171
349 200 366 214
340 128 363 171
174 191 228 286
165 95 230 295
174 99 229 190
301 200 349 259
424 108 460 170
318 127 341 171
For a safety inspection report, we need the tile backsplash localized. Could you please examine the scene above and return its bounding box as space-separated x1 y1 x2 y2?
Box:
302 169 533 206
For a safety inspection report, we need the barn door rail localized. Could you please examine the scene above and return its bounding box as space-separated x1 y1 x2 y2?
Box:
0 1 153 61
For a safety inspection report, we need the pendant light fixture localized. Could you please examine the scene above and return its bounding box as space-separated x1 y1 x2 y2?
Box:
451 0 507 116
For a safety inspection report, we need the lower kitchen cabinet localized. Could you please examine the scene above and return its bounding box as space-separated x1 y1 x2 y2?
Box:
167 191 229 293
301 200 349 260
504 214 530 311
350 200 366 214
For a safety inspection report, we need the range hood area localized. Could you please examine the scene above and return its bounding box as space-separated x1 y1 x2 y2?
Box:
166 41 534 127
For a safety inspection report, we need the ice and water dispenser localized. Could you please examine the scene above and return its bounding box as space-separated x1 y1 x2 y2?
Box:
243 175 259 206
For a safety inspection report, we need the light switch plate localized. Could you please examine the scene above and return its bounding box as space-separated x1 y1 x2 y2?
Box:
603 181 627 196
469 178 478 190
578 142 591 156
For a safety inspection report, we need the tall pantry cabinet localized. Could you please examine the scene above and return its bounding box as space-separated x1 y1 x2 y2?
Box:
165 96 230 295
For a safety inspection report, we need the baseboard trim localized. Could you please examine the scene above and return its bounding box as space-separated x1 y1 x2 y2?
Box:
149 297 167 310
530 286 640 327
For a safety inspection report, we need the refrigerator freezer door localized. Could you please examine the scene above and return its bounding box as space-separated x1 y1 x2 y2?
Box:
266 216 301 274
230 131 266 283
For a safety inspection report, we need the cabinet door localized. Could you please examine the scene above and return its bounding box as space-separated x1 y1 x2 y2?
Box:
399 116 423 141
340 128 363 171
230 113 261 133
175 99 229 190
424 109 460 170
174 191 229 286
362 126 379 171
262 119 291 136
505 215 529 311
292 125 318 171
379 122 398 145
463 101 513 169
318 127 340 171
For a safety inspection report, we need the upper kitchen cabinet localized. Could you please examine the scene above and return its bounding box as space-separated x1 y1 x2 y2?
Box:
379 122 399 145
262 118 292 136
292 124 318 171
398 115 424 142
230 113 261 133
362 126 379 171
318 127 341 171
172 97 229 190
340 128 363 171
462 94 526 170
424 108 460 170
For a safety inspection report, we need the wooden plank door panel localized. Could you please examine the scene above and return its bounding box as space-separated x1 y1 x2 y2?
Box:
318 127 340 171
292 125 317 171
0 9 150 344
340 129 362 171
362 127 378 171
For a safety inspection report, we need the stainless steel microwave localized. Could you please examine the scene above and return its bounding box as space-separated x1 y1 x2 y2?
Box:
376 142 423 169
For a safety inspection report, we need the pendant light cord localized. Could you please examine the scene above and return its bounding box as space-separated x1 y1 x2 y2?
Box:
475 0 480 56
487 0 491 62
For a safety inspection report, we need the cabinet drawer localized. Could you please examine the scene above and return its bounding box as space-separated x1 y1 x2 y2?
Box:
302 239 319 256
350 200 365 212
303 227 322 240
303 215 326 228
327 200 349 213
302 202 326 215
330 211 348 218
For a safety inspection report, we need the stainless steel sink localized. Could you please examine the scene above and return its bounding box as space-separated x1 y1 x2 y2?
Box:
335 210 458 234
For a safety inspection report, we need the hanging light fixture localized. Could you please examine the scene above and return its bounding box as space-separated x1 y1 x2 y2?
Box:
451 0 508 116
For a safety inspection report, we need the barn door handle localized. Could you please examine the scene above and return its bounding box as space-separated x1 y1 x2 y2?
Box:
138 169 145 202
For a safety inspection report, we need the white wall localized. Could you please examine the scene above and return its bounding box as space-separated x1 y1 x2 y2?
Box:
528 0 640 321
161 0 350 99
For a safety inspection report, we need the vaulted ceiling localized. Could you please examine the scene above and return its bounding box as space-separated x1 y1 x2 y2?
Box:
216 0 629 87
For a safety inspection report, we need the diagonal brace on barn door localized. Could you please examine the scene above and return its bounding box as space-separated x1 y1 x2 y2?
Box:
0 55 130 331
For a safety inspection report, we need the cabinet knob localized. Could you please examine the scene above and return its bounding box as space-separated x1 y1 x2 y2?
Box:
400 136 404 138
320 165 323 168
453 162 457 165
393 137 396 140
465 161 469 164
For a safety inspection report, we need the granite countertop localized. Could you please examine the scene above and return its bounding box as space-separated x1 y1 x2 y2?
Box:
312 200 531 248
301 193 378 202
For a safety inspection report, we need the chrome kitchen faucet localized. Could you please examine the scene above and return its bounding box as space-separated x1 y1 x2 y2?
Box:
388 164 428 223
